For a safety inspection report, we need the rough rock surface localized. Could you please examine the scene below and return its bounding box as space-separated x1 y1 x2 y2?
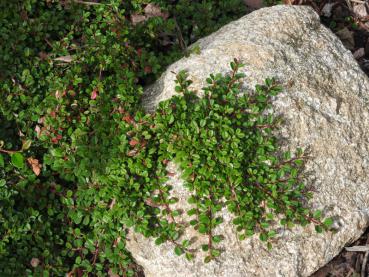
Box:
126 5 369 277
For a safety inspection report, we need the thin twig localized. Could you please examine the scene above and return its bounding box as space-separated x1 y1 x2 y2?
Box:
346 0 353 10
0 148 18 154
72 0 107 5
361 250 369 277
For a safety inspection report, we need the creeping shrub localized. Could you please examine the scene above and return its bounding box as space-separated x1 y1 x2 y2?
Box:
0 1 330 276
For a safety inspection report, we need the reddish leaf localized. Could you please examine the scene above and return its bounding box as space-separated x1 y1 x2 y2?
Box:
129 139 139 147
144 66 152 73
162 159 169 165
35 125 41 137
91 89 98 100
123 115 134 124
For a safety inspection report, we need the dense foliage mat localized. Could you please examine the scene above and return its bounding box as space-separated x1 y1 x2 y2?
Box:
0 1 330 276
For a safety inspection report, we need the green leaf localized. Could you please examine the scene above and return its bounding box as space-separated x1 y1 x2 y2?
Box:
75 256 81 264
185 252 194 261
174 246 184 256
323 218 333 228
21 140 32 151
211 249 220 257
313 210 322 220
259 233 268 242
198 224 207 234
155 237 164 245
182 240 190 247
0 154 4 167
315 225 323 233
212 235 222 243
204 256 212 263
201 244 209 251
11 153 24 169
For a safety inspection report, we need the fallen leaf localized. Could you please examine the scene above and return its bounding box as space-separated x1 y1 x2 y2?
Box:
38 51 48 60
35 125 41 137
144 3 169 19
109 198 116 209
91 89 98 100
54 55 73 63
129 139 139 147
353 4 368 18
353 47 365 59
145 198 160 207
30 258 40 268
131 14 146 25
27 157 41 176
123 115 134 124
127 149 138 157
108 269 120 277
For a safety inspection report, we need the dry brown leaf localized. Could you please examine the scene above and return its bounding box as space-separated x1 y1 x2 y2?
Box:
145 198 160 207
144 3 169 19
54 55 73 63
353 4 368 18
109 198 116 209
131 14 147 25
27 157 41 176
131 4 168 25
108 268 120 277
35 125 41 137
354 48 365 59
30 258 40 268
38 51 49 60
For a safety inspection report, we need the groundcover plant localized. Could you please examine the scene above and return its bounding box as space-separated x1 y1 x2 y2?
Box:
0 1 331 275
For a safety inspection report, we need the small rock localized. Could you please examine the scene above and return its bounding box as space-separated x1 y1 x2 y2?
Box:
335 27 355 50
321 2 335 17
353 3 368 18
353 47 365 59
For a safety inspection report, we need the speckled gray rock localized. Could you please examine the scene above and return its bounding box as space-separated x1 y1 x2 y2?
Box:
126 5 369 277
